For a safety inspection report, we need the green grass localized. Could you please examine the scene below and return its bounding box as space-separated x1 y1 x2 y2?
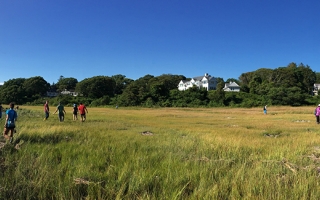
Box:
1 106 320 199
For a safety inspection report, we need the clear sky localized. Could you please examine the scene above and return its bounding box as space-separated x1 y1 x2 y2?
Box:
1 0 319 85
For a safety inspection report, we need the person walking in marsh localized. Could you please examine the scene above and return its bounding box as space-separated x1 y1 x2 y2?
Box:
315 104 320 124
3 102 18 143
72 104 78 121
78 103 88 122
263 105 267 114
44 100 50 120
53 102 66 122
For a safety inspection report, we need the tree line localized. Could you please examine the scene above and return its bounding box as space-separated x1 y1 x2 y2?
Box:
0 62 320 107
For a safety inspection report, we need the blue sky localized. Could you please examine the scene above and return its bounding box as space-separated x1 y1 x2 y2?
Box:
1 0 319 85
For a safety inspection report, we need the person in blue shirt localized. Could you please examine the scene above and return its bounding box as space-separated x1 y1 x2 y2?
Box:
3 102 18 143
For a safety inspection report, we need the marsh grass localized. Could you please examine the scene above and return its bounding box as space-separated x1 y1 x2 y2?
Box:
1 106 320 199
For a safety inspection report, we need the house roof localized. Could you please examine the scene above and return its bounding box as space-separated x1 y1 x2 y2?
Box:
180 80 188 83
225 82 240 87
193 76 204 81
193 75 215 81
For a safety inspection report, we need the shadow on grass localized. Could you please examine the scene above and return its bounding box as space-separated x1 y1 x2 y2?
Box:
17 132 77 144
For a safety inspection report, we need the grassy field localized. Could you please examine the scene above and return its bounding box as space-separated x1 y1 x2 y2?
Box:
1 106 320 199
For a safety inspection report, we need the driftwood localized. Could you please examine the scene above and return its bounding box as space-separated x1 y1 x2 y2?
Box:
141 131 153 135
74 178 90 185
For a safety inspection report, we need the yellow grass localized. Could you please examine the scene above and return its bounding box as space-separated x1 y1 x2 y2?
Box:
2 105 320 199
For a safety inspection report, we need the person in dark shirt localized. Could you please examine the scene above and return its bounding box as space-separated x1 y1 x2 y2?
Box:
53 102 66 122
44 100 50 120
72 104 78 121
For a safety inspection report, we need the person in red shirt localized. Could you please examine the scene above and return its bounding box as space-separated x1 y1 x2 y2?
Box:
78 103 88 122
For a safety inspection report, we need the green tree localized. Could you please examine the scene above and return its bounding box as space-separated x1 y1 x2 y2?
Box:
111 74 133 95
207 78 225 106
0 85 24 104
225 78 240 85
316 72 320 83
118 82 140 106
23 76 50 98
76 76 115 98
56 77 78 92
268 86 306 106
295 63 316 94
0 78 26 104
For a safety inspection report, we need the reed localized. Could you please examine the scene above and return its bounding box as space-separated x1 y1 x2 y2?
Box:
1 106 320 199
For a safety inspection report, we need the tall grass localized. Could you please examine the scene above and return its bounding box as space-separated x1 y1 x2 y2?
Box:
1 106 320 199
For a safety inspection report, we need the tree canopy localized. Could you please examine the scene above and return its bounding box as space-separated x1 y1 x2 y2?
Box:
0 63 318 107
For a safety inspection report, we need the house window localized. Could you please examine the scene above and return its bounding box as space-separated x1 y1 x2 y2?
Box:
203 81 207 84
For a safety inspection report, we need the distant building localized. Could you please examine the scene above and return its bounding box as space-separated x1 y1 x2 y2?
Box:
313 83 320 96
46 89 78 97
60 89 78 96
223 81 240 92
178 73 218 91
46 91 59 97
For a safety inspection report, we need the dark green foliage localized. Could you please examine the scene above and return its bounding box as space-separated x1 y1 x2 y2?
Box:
169 87 208 107
90 95 110 106
207 79 225 105
111 74 134 95
268 87 307 106
316 72 320 83
118 81 141 106
76 76 115 99
56 76 78 92
0 77 49 104
0 63 318 107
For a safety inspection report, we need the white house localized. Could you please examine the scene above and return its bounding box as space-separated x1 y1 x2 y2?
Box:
46 89 78 97
46 91 60 97
178 73 218 91
223 81 240 92
61 89 78 96
313 83 320 95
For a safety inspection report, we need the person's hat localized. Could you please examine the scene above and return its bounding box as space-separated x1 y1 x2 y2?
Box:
318 104 320 107
74 104 76 107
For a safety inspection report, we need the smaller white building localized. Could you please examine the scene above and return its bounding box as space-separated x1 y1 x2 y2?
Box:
313 83 320 95
223 81 240 92
178 73 217 91
61 89 78 96
46 91 59 97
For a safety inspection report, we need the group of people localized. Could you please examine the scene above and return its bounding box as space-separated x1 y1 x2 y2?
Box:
0 101 89 144
44 101 88 122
